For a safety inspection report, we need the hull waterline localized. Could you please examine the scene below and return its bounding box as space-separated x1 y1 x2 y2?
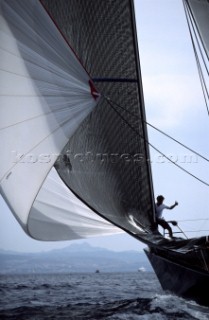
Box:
145 247 209 306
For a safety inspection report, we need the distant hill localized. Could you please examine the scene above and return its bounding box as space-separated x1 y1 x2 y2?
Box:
0 243 153 274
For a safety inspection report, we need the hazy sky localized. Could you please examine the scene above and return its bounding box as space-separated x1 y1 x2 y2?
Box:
0 0 208 253
136 0 209 239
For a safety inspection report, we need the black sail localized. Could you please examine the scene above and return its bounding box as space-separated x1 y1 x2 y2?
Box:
41 0 156 238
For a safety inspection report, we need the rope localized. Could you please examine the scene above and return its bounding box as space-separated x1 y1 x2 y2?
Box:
104 95 209 187
183 1 209 75
183 0 209 116
183 230 209 233
104 95 208 162
178 218 209 222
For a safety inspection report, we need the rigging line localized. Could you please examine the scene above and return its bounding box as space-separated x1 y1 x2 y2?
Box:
145 138 209 187
186 8 209 113
182 230 209 233
178 218 209 222
194 45 209 114
183 1 209 91
195 67 209 115
147 117 209 161
104 95 209 162
183 0 209 116
184 0 209 75
104 96 209 187
196 58 209 115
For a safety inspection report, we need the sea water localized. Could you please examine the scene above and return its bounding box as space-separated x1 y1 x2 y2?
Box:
0 272 208 319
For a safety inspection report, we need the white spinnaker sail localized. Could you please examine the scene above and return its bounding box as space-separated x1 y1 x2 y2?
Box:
187 0 209 60
29 168 122 240
0 0 120 239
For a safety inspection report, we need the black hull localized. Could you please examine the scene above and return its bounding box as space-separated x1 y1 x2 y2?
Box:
145 247 209 306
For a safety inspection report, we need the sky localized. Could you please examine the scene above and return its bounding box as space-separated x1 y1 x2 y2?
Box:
0 0 208 253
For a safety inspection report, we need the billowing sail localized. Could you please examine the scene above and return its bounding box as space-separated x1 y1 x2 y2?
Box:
0 0 123 239
42 0 156 239
28 168 122 240
1 0 156 241
186 0 209 60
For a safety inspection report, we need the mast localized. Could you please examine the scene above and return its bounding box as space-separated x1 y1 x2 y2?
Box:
129 0 156 221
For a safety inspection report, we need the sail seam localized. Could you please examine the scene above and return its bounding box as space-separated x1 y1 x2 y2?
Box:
0 104 87 131
0 114 75 183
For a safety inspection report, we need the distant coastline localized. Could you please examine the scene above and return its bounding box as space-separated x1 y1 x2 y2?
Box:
0 242 153 274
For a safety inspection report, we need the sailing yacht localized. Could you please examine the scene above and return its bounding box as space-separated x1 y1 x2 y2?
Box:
0 0 208 306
